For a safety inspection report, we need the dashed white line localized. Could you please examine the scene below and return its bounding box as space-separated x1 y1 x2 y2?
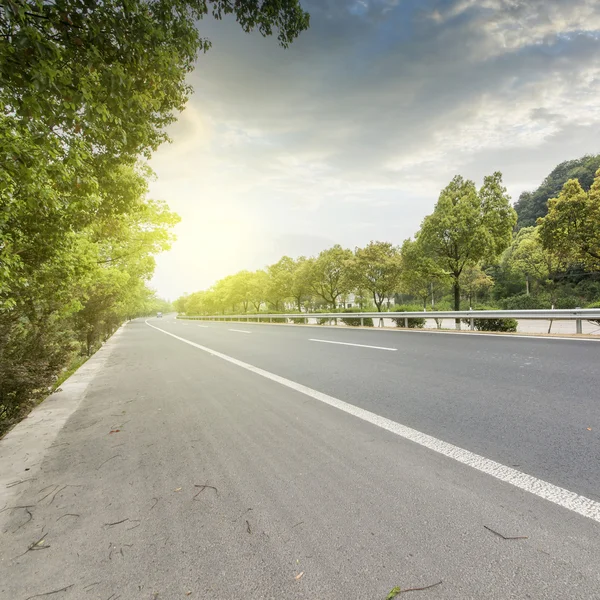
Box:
309 338 397 351
146 320 600 524
197 325 209 328
229 329 251 334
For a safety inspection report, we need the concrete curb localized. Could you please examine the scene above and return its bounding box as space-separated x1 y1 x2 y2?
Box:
0 324 126 527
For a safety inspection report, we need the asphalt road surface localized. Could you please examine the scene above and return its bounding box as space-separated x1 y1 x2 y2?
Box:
1 315 599 600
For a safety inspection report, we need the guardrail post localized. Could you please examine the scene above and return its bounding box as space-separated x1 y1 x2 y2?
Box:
576 308 582 334
305 317 308 325
269 317 272 323
404 317 408 328
360 317 364 327
470 317 474 331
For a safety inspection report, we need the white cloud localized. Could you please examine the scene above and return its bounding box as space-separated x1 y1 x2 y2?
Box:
149 0 600 298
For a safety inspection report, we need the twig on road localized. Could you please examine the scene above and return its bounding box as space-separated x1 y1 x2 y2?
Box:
37 485 59 503
14 507 33 532
193 484 218 500
7 478 36 488
291 521 304 529
0 505 34 514
17 532 51 557
28 534 50 551
96 455 122 470
24 584 74 599
484 525 528 540
56 513 80 521
231 508 252 523
48 486 67 506
104 519 129 527
246 520 251 534
149 498 159 511
386 581 442 598
83 581 101 591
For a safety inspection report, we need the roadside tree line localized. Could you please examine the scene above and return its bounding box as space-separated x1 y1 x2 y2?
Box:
177 169 600 317
0 0 309 433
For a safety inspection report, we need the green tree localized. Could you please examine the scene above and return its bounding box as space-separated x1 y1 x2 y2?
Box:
349 242 402 312
400 239 446 309
289 257 315 311
514 154 600 228
248 270 269 312
538 172 600 271
507 227 563 304
311 245 353 307
459 265 494 307
266 257 294 310
417 172 516 312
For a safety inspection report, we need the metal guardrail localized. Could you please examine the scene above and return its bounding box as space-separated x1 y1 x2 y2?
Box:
177 309 600 334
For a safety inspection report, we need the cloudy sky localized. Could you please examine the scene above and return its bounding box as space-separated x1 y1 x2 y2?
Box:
149 0 600 300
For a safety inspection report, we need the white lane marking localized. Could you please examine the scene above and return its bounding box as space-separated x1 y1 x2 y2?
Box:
197 325 209 328
229 328 251 334
145 320 600 524
310 338 397 352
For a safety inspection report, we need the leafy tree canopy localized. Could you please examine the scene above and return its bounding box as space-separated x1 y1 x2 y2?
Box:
538 170 600 271
514 154 600 228
417 172 516 310
349 241 402 312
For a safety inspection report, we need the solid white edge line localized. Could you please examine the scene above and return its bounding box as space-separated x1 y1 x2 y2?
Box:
146 320 600 524
310 338 397 351
228 328 251 334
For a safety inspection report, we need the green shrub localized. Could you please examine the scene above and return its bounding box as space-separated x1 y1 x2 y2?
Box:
291 317 306 324
553 296 582 310
461 304 518 332
472 318 518 332
586 301 600 326
500 294 547 310
390 305 425 328
339 308 373 327
315 309 336 325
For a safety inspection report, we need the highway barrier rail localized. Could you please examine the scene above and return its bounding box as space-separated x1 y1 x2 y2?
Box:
177 309 600 334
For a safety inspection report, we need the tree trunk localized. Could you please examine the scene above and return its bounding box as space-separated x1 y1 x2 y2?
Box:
374 292 382 312
453 277 461 328
453 278 460 311
296 298 302 312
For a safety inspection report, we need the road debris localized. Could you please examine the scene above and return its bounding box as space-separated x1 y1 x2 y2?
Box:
104 518 129 527
24 584 74 599
484 525 528 540
96 455 122 470
193 484 218 500
386 581 442 598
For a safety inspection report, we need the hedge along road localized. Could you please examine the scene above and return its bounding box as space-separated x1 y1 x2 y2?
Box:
167 315 600 501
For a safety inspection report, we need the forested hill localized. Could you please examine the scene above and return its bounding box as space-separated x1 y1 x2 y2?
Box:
515 154 600 228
